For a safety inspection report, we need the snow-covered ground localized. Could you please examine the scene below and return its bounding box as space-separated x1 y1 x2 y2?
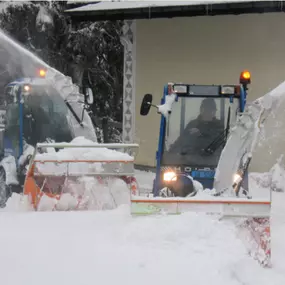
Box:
0 169 284 285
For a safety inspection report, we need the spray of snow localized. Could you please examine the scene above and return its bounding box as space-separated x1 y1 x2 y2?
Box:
215 77 285 194
0 28 97 142
268 155 285 192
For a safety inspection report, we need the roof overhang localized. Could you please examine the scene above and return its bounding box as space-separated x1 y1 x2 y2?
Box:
65 1 285 22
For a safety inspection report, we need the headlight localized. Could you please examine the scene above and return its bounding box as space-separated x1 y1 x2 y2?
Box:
23 85 31 92
233 173 242 184
163 171 177 182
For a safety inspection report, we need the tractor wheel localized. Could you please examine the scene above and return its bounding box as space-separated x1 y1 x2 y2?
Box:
169 174 196 197
0 167 9 208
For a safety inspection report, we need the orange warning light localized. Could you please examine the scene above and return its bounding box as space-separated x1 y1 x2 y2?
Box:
38 69 46 78
240 70 251 85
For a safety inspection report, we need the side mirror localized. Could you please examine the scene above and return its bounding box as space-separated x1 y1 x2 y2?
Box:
85 88 94 105
140 93 153 116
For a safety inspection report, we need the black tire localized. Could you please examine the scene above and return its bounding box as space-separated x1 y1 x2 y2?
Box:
0 167 9 208
169 174 196 197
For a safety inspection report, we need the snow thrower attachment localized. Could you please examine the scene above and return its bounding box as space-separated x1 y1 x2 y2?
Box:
137 74 252 198
23 142 139 211
133 72 272 267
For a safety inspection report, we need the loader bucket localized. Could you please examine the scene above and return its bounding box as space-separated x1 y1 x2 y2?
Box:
23 142 139 211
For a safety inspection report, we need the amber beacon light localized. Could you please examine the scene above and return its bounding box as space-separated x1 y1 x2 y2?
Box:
38 69 47 78
239 70 251 85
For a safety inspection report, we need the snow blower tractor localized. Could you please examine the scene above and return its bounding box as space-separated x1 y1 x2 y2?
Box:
139 71 251 198
0 69 139 211
132 71 272 267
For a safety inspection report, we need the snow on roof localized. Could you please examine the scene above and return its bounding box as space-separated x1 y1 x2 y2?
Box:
66 0 97 3
66 0 267 13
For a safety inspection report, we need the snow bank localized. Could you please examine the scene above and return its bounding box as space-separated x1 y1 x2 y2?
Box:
2 170 285 285
1 172 285 285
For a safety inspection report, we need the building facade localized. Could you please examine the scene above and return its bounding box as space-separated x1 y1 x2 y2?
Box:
68 1 285 173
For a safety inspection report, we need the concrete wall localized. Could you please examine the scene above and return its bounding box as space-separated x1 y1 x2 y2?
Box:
134 12 285 172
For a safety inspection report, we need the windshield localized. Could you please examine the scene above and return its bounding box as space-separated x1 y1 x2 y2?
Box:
5 84 75 151
162 96 239 167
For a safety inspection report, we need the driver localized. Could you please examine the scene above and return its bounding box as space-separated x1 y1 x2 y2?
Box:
169 98 224 155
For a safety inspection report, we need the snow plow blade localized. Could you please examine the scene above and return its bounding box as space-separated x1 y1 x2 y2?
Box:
131 196 271 267
23 142 139 211
131 197 270 217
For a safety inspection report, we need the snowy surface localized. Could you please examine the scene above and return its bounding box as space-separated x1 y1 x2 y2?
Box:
1 170 285 285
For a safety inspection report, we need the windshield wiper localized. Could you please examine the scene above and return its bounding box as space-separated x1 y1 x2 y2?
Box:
64 100 84 127
202 106 231 155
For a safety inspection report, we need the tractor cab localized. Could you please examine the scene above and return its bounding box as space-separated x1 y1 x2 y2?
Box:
140 71 251 197
1 68 94 164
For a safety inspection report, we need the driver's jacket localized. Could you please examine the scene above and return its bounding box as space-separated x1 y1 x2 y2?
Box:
169 116 224 155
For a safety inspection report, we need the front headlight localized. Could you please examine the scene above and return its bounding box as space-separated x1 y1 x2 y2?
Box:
233 173 242 184
163 171 177 182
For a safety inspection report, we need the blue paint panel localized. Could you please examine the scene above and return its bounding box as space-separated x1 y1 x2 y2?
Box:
153 85 167 196
240 85 246 112
18 88 24 157
191 170 215 179
3 137 16 158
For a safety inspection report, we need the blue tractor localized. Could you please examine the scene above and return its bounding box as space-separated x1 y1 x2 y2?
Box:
0 69 95 206
140 71 251 197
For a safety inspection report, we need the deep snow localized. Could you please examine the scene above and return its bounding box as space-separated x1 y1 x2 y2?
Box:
0 170 285 285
